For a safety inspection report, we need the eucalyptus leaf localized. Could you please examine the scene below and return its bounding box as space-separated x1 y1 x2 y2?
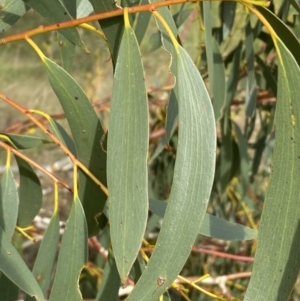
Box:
16 157 42 227
149 199 257 240
23 0 84 47
0 0 28 35
96 253 120 301
244 38 300 301
49 198 88 301
127 44 216 301
107 16 149 282
0 273 19 301
0 227 45 301
0 168 18 238
42 56 107 236
89 0 124 66
25 213 60 301
0 133 50 150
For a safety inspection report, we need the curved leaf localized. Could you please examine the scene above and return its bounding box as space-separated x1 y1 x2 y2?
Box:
149 199 257 240
244 38 300 301
0 227 44 301
25 213 60 301
0 133 50 150
107 16 149 282
89 0 124 65
134 0 151 44
23 0 84 48
96 253 120 301
204 2 226 121
0 273 19 301
0 168 19 238
245 19 257 117
58 0 77 72
255 6 300 67
48 119 76 156
0 0 28 35
42 57 107 236
127 44 216 301
16 157 42 227
49 198 88 301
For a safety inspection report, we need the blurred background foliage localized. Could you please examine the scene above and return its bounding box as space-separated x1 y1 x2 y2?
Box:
1 0 300 300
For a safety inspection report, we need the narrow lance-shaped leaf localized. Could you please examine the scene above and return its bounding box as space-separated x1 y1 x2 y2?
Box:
49 198 88 301
245 19 257 117
107 14 149 282
77 0 94 18
134 0 151 44
148 2 178 163
232 121 250 196
25 213 60 301
0 133 50 150
0 168 19 238
23 0 84 48
58 0 78 72
96 253 120 301
221 2 236 40
0 273 19 301
89 0 124 66
0 227 45 301
149 199 257 241
0 0 28 35
152 0 178 143
204 2 226 121
42 57 107 236
244 38 300 301
127 44 216 301
16 157 42 227
48 119 77 156
255 6 300 67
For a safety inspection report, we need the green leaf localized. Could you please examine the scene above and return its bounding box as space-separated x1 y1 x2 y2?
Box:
58 33 76 73
107 17 149 282
16 157 42 227
49 198 88 301
224 42 242 112
0 133 50 150
232 121 250 195
0 168 19 239
89 0 124 65
0 273 19 301
173 4 193 28
165 90 178 143
23 0 84 48
134 0 151 44
0 227 44 301
245 19 257 117
96 253 120 301
217 116 233 195
42 57 107 236
221 2 236 40
244 38 300 301
0 0 28 35
77 0 94 18
25 213 60 301
127 45 216 301
256 6 300 67
58 0 77 72
47 119 77 156
204 2 226 121
221 3 246 57
256 54 277 96
149 199 257 240
153 1 179 146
